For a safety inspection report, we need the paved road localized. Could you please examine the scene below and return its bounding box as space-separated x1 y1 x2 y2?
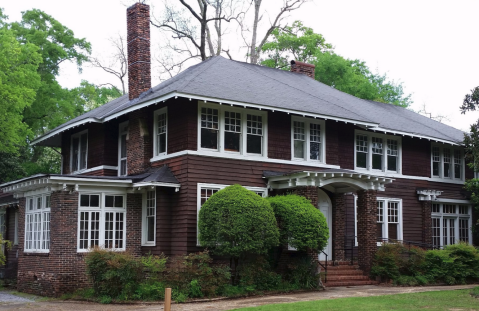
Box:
0 285 476 311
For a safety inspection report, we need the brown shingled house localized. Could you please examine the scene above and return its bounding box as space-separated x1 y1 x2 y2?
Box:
0 3 475 296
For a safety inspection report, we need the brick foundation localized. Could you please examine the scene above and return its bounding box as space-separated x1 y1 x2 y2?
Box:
332 194 345 261
356 190 377 274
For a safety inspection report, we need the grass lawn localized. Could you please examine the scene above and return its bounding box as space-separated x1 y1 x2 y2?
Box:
233 288 479 311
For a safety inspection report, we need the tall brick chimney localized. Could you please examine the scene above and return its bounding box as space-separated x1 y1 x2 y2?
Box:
290 60 315 79
127 3 151 100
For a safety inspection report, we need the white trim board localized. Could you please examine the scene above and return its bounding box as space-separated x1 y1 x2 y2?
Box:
72 166 118 175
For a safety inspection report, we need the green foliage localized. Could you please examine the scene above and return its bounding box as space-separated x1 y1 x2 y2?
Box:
0 233 12 266
134 281 166 301
371 243 426 281
0 26 41 153
0 152 27 184
267 194 328 252
198 185 279 258
285 255 320 290
260 21 412 108
69 80 122 112
141 253 167 279
85 248 143 299
238 256 282 291
471 286 479 298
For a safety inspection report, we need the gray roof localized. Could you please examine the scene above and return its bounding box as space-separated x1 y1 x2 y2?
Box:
34 56 465 146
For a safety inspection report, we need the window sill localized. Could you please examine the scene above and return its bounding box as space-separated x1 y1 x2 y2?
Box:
142 243 156 247
24 252 49 256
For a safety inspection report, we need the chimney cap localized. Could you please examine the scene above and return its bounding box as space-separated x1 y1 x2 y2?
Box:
290 60 315 68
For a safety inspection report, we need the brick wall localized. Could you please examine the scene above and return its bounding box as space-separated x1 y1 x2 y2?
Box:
332 194 345 261
127 109 153 175
356 190 377 274
2 206 19 279
290 60 315 79
126 193 142 257
421 201 432 245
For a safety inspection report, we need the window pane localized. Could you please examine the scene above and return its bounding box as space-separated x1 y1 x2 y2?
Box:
387 155 397 171
247 114 263 135
432 218 441 247
147 216 155 242
247 134 262 154
432 147 440 176
80 195 89 207
372 154 382 170
310 142 321 161
90 195 100 207
357 152 367 168
105 212 114 248
433 162 439 176
80 133 88 170
387 139 398 171
120 159 127 176
120 134 127 158
158 133 166 154
201 128 218 149
114 196 123 208
115 213 124 249
443 148 450 178
372 137 383 170
294 140 304 158
459 219 469 242
105 196 114 208
72 137 79 172
224 132 240 152
454 150 461 179
377 223 383 240
388 223 398 240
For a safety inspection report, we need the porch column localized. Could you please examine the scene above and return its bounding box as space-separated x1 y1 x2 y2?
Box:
356 189 377 273
421 201 432 246
332 193 345 261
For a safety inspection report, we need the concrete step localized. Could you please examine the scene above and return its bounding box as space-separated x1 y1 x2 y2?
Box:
323 265 360 270
325 275 371 281
325 280 379 287
326 270 364 276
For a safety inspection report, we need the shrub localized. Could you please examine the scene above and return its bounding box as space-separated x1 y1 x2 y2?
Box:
238 256 282 291
471 286 479 298
85 248 143 299
198 185 279 258
134 281 166 300
285 255 321 289
0 233 12 266
371 243 426 281
267 195 329 252
141 253 167 282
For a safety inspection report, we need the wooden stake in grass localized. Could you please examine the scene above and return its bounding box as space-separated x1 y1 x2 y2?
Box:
164 288 172 311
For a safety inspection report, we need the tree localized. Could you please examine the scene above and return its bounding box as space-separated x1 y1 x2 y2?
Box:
198 185 279 280
69 80 122 111
0 25 42 154
267 194 328 252
260 21 412 108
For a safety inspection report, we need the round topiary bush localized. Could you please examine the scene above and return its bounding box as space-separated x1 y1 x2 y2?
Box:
267 194 329 252
198 184 279 258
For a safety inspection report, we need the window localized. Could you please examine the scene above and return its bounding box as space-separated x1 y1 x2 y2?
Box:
154 107 168 156
376 198 402 243
431 203 471 247
355 131 401 173
25 194 51 252
197 183 267 244
291 117 325 162
431 145 463 180
142 190 156 246
198 103 267 157
78 194 126 251
118 122 129 176
71 131 88 172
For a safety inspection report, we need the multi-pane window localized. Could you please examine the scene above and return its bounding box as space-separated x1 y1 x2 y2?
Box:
431 203 471 247
198 104 267 156
25 194 51 252
71 131 88 172
224 111 241 152
143 190 156 245
201 108 219 150
155 108 167 155
78 194 126 251
431 145 463 179
118 122 128 176
355 132 400 173
291 117 324 162
376 199 402 242
197 184 267 244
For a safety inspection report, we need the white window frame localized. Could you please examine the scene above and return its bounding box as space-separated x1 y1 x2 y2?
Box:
118 121 129 176
431 144 464 181
70 130 88 173
196 183 268 245
24 194 51 253
77 193 127 252
376 198 403 245
354 130 402 174
197 102 268 158
431 202 472 247
153 107 168 157
142 190 156 246
291 116 326 163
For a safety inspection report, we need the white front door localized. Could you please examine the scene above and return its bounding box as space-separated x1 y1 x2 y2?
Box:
318 189 332 261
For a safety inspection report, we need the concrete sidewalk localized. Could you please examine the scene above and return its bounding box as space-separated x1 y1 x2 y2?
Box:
0 285 476 311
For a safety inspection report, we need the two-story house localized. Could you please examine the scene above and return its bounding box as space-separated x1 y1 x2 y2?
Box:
0 3 475 296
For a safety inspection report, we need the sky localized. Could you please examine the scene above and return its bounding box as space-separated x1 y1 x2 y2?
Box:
2 0 479 131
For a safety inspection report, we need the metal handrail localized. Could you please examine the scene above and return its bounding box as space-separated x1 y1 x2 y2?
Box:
318 250 328 283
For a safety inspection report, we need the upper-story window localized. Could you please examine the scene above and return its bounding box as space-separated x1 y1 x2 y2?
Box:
71 130 88 172
154 107 168 156
355 130 401 174
431 145 463 180
198 103 267 157
118 122 129 176
25 194 51 253
291 117 325 162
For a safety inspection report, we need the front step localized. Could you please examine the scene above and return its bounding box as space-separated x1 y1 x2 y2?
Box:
320 261 378 287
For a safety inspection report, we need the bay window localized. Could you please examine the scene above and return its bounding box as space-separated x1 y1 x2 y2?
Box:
25 194 51 252
431 203 472 247
78 193 126 251
142 190 156 246
198 103 267 156
154 107 168 156
431 145 463 180
291 117 325 162
355 131 401 173
71 131 88 172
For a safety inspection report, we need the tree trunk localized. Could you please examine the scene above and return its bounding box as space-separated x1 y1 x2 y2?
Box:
250 0 262 64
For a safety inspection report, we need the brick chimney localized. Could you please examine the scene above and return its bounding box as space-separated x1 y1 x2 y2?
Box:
127 3 151 100
290 60 315 79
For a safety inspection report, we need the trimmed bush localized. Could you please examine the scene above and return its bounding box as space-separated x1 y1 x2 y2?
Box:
285 255 321 289
371 243 426 281
238 256 282 291
198 185 279 258
267 194 329 252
